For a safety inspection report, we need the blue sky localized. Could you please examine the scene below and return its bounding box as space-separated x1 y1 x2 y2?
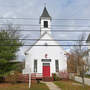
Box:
0 0 90 60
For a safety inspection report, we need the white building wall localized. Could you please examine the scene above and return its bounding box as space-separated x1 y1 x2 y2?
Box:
23 34 67 75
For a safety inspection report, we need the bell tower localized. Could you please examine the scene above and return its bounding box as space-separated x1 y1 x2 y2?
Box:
40 7 52 36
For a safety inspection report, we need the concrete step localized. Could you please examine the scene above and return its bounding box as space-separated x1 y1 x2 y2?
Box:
43 77 53 81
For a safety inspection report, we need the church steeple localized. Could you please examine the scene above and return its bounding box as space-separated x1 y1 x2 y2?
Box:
40 7 52 36
40 7 51 20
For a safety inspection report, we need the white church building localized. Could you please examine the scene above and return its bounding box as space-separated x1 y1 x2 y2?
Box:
23 7 67 78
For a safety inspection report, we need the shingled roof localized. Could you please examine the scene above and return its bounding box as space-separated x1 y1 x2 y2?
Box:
40 7 51 19
86 34 90 43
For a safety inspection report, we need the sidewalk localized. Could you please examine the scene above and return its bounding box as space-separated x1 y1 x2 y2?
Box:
42 82 61 90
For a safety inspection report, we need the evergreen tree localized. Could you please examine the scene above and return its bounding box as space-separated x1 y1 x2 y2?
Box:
0 25 22 77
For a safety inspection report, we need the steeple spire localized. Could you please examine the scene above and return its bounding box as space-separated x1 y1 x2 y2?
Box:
40 6 52 36
40 7 51 20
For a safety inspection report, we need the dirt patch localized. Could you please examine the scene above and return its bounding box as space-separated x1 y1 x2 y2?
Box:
0 83 13 87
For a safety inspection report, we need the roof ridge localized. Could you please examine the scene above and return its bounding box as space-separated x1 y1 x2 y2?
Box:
24 32 47 54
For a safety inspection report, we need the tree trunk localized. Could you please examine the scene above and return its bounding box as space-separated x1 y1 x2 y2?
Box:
82 66 85 88
82 74 85 88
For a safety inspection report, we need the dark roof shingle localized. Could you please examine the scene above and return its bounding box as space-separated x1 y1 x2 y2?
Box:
40 7 51 19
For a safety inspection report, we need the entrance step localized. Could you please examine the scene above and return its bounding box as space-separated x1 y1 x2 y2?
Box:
43 77 53 81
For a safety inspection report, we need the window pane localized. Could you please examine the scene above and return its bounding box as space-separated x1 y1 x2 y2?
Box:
44 21 48 28
55 60 59 72
34 60 37 72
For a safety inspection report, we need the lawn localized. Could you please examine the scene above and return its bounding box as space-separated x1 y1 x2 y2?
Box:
54 80 90 90
0 83 49 90
85 75 90 78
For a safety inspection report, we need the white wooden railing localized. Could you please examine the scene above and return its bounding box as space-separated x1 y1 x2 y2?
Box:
31 73 43 77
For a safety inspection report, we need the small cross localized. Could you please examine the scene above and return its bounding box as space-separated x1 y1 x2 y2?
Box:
44 3 46 7
44 0 47 7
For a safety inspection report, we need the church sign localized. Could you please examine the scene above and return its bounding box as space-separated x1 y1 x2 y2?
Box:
41 59 51 62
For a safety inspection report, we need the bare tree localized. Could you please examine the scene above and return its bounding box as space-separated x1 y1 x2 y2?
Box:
70 33 87 88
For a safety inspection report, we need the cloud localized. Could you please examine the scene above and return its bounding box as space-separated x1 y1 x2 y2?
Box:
0 0 90 60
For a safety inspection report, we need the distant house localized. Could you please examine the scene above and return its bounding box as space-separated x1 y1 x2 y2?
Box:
86 34 90 74
23 7 67 78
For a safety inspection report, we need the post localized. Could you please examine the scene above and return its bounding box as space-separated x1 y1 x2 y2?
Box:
29 68 31 88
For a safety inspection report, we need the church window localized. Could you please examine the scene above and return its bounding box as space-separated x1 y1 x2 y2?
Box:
34 60 37 72
44 21 48 28
55 60 59 72
44 42 48 46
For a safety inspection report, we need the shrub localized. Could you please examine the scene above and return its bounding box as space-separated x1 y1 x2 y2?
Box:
53 74 60 81
5 71 21 84
85 74 90 78
58 71 69 79
0 76 5 83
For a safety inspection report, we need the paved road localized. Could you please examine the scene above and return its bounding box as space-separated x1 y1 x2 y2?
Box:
75 76 90 86
43 82 61 90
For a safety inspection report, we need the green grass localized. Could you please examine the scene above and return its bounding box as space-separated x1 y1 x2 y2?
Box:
85 75 90 78
54 80 90 90
0 83 49 90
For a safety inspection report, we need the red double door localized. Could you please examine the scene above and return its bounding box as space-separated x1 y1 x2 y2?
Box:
43 63 50 77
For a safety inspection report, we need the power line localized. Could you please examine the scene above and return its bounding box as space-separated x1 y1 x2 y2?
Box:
0 30 90 32
0 45 88 46
0 18 90 20
52 18 90 20
0 24 90 27
0 39 88 41
0 17 36 20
